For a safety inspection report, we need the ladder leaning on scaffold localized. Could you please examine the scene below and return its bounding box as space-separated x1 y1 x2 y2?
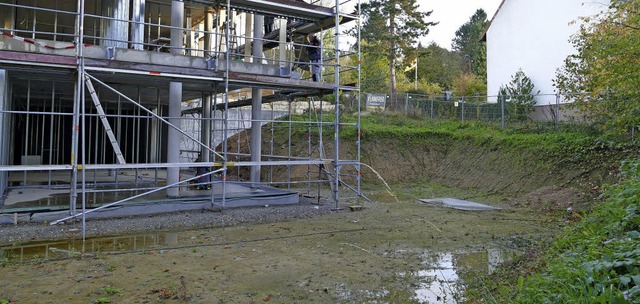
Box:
84 76 127 164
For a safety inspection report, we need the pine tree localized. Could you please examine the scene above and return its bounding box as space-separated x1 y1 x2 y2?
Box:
452 9 489 79
499 68 539 121
361 0 436 106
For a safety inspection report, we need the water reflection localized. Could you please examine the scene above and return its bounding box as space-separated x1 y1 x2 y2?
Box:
0 232 181 263
415 253 459 303
412 249 514 303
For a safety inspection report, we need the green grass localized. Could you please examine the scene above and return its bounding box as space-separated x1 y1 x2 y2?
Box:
516 160 640 303
93 297 110 304
358 114 618 155
106 263 116 272
277 113 636 171
465 160 640 303
101 285 121 296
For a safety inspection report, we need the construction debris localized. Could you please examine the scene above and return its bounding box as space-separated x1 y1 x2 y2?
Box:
419 198 502 211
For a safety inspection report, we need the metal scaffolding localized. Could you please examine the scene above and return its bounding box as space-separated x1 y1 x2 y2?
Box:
0 0 362 234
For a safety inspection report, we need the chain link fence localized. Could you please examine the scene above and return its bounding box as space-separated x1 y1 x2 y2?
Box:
359 92 585 131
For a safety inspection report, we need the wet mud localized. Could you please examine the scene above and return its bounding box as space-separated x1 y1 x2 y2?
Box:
0 185 563 303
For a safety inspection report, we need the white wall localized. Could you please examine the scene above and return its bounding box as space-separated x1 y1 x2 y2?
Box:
486 0 609 104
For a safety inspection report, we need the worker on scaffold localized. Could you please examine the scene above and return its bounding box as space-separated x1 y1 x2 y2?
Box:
306 33 321 82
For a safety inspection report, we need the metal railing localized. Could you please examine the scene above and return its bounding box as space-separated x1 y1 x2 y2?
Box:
0 0 358 85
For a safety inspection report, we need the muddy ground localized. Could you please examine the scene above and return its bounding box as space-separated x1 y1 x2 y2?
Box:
0 183 570 303
1 126 606 303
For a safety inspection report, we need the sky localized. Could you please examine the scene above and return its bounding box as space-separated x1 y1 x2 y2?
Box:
417 0 504 50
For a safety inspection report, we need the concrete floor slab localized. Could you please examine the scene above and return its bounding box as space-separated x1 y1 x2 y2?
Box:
1 175 300 223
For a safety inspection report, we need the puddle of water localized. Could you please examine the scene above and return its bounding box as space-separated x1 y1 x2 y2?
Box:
5 186 162 210
408 249 516 303
0 231 181 263
414 252 460 303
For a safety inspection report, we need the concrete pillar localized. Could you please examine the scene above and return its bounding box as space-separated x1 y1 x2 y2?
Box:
170 0 184 56
250 15 264 188
185 9 192 55
131 0 145 50
244 13 253 63
278 18 287 66
201 95 212 163
167 83 181 197
250 88 262 187
204 7 214 57
252 15 264 62
167 0 184 196
101 0 130 48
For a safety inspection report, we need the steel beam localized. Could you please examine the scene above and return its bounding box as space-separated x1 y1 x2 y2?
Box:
230 0 337 21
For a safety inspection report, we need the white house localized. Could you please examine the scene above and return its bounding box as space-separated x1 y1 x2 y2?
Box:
485 0 610 104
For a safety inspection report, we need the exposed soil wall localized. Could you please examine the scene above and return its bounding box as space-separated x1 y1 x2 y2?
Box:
359 139 557 193
225 127 626 210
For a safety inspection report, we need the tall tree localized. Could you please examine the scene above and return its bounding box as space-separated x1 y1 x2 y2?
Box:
452 9 489 79
404 42 464 90
360 42 391 93
555 0 640 134
360 0 436 105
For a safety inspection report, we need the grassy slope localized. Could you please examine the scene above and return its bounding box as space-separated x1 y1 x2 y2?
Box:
516 160 640 303
261 113 633 200
466 161 640 303
355 115 633 195
232 113 633 195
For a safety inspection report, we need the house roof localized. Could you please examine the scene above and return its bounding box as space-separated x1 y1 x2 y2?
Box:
488 0 508 27
481 0 507 41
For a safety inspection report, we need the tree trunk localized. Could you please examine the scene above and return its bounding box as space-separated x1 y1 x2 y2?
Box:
389 51 397 106
388 6 397 107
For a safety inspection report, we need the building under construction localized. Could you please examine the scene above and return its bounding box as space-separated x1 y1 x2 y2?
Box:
0 0 361 224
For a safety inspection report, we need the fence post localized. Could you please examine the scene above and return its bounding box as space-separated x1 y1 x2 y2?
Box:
501 95 505 130
430 99 434 120
404 93 409 115
555 92 560 131
461 96 465 123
